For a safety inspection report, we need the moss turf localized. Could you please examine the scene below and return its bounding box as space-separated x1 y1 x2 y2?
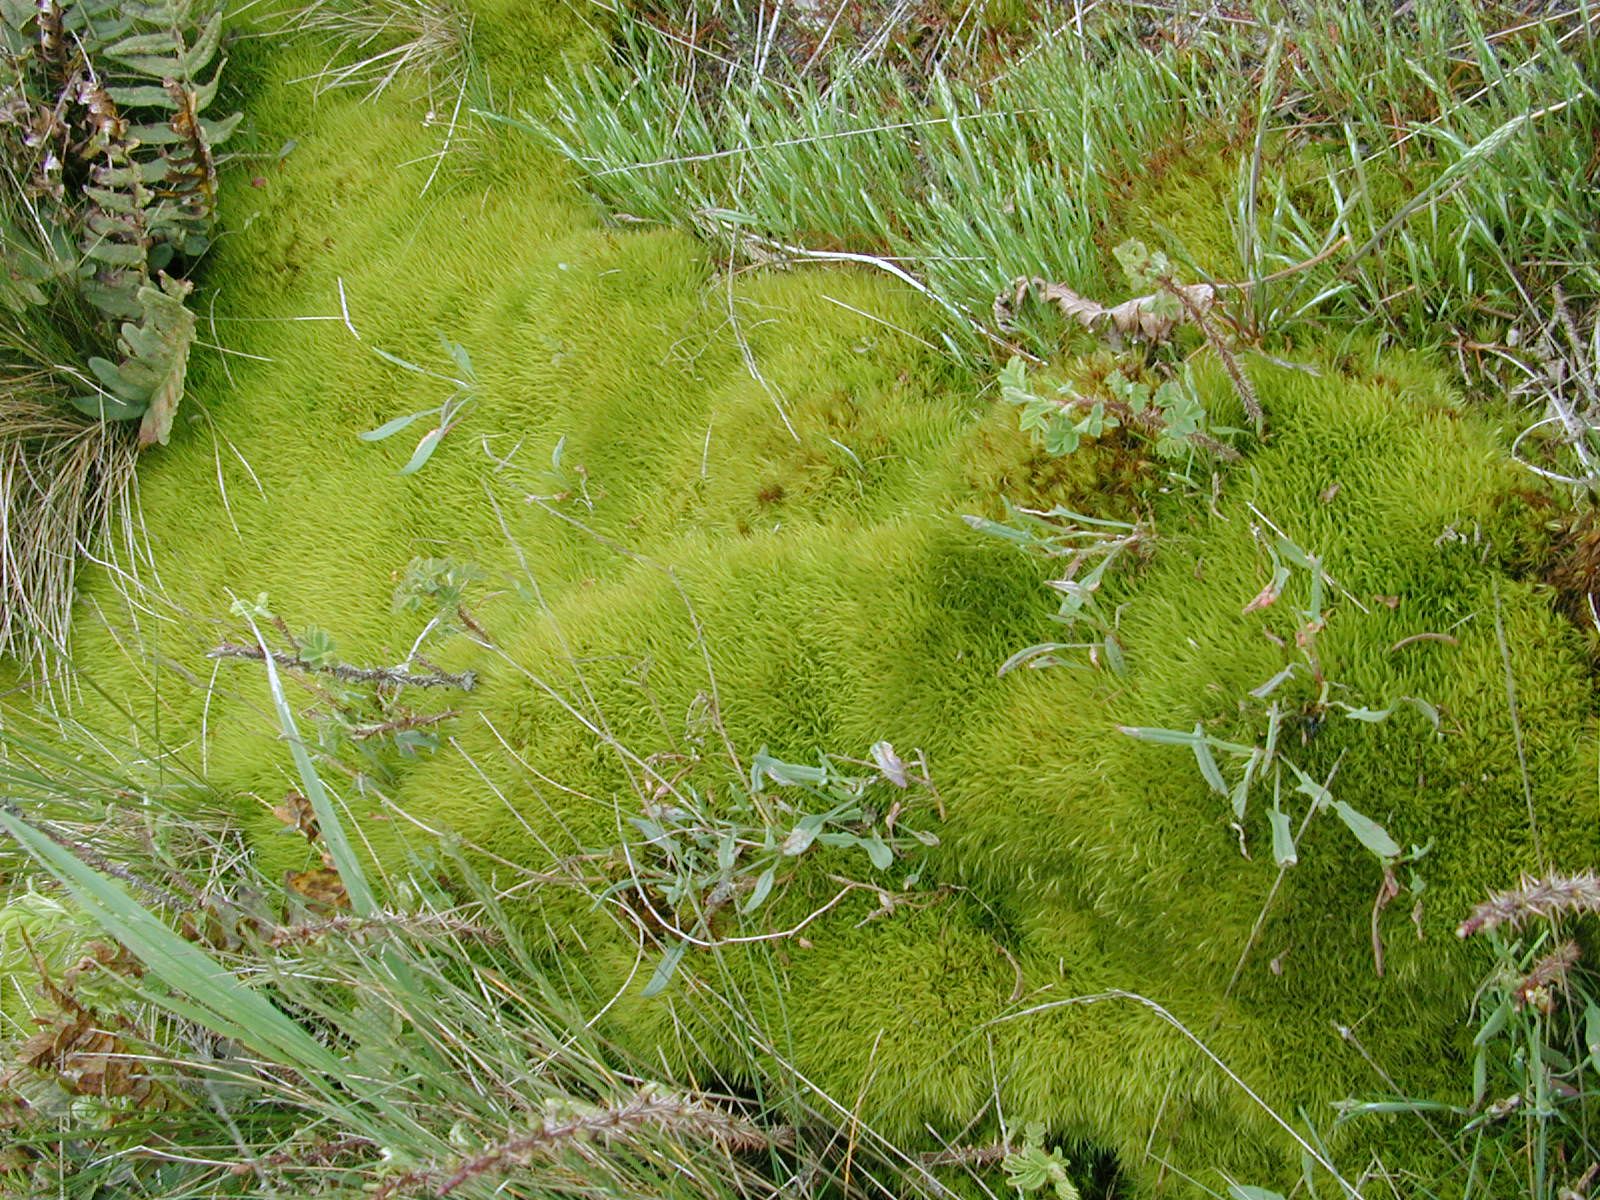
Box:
9 5 1599 1193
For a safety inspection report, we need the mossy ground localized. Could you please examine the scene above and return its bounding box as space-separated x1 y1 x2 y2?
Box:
6 4 1597 1194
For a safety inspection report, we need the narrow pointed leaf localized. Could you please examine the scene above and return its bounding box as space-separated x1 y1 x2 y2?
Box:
1191 723 1229 796
1268 805 1297 867
359 410 425 442
642 938 688 997
398 426 446 475
1331 800 1400 860
743 867 776 913
250 622 378 915
0 811 343 1077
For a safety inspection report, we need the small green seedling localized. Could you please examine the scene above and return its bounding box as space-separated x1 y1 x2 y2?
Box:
965 500 1145 674
1002 1124 1081 1200
357 331 477 475
998 355 1227 463
619 739 942 997
1121 521 1441 971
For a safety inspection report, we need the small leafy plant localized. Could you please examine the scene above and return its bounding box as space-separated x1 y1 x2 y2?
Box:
614 737 944 997
213 592 468 789
1001 1123 1081 1200
393 554 488 639
1120 523 1435 971
996 238 1262 448
964 500 1148 675
357 332 477 474
997 354 1235 464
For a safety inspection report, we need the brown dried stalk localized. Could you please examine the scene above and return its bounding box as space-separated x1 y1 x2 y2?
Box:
73 78 126 157
230 1136 378 1175
267 910 501 948
1159 274 1263 431
372 1088 785 1198
35 1 70 98
0 383 139 676
919 1142 1009 1168
161 79 218 214
347 710 460 740
1457 872 1600 938
1514 939 1580 1012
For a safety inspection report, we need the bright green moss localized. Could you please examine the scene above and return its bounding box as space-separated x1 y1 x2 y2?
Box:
10 8 1598 1197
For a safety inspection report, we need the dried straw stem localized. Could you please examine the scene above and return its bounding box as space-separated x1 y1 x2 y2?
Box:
375 1088 783 1198
0 372 138 675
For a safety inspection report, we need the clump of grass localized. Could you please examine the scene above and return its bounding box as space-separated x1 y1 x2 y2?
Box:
0 375 138 680
0 251 143 679
533 0 1600 385
278 0 488 196
0 0 241 678
1329 874 1600 1200
285 0 477 99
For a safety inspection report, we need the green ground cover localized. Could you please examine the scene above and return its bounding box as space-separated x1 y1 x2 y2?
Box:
3 1 1600 1196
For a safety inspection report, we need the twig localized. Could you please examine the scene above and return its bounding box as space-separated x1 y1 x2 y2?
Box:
267 908 500 948
918 1142 1009 1168
730 225 1039 361
206 643 475 691
347 710 460 740
0 803 194 912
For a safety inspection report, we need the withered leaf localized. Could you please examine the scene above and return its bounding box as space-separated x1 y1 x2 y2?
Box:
286 868 349 911
273 790 320 842
4 1012 151 1100
994 276 1216 344
63 940 143 987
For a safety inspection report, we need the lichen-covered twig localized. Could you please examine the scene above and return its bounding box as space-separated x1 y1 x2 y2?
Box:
206 643 475 691
919 1142 1009 1168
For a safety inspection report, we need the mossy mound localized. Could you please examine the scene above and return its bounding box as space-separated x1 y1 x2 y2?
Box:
10 7 1597 1195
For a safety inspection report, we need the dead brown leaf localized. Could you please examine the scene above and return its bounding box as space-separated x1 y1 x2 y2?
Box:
273 790 320 842
63 940 143 989
3 1011 152 1102
286 868 349 911
274 790 335 868
994 276 1216 343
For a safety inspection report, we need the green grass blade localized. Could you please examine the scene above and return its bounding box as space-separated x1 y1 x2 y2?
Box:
0 809 345 1077
247 619 379 915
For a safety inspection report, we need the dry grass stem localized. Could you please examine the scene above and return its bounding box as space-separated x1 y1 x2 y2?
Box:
1458 873 1600 938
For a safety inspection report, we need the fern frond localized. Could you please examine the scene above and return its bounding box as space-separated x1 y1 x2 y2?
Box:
72 272 195 445
0 0 232 465
157 79 216 217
